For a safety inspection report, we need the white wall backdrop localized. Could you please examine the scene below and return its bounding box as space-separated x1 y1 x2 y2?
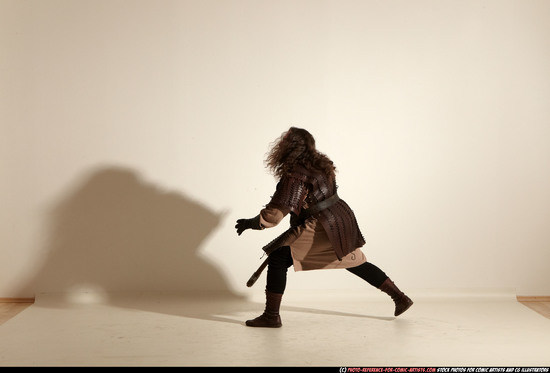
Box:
1 0 549 299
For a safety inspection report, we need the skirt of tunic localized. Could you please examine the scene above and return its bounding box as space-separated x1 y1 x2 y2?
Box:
260 207 367 271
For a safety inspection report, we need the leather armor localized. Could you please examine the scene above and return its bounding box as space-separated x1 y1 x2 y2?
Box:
266 165 366 260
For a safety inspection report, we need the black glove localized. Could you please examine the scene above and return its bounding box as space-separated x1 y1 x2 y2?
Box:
235 215 263 236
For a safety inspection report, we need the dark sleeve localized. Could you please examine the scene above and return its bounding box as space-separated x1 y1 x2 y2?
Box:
266 176 309 216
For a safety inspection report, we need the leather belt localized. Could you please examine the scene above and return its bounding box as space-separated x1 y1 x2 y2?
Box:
300 193 340 219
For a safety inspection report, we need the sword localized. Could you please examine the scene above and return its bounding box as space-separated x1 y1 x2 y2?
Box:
245 226 295 287
246 257 269 287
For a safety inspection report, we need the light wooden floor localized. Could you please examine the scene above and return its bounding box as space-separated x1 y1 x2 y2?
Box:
0 300 34 326
1 297 549 327
517 296 550 321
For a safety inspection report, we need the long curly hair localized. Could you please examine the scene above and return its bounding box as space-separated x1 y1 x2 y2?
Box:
265 127 336 179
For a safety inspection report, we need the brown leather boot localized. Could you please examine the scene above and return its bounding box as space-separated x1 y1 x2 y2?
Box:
379 278 414 316
246 291 283 327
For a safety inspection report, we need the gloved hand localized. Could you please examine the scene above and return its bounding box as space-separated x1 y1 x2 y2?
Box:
235 215 263 236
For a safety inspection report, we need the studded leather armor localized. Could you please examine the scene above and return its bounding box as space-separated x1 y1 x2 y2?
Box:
266 165 366 260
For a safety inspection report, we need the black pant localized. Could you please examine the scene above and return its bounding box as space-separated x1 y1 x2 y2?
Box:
266 246 389 294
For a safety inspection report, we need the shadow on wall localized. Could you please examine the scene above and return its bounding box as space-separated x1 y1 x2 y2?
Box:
17 166 397 324
21 166 238 303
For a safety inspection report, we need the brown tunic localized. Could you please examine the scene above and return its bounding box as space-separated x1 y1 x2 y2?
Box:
259 165 367 271
266 166 366 258
260 206 366 271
